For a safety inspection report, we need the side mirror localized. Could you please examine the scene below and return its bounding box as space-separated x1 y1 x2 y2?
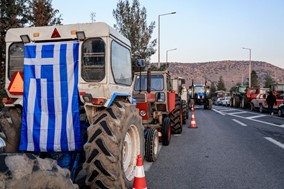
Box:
136 59 145 68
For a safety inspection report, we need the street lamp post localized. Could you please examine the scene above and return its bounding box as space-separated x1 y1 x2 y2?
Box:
242 47 252 88
158 11 176 68
166 48 177 63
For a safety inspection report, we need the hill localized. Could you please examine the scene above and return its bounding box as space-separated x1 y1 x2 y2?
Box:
167 61 284 90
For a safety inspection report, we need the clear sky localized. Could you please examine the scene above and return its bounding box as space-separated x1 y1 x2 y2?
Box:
53 0 284 68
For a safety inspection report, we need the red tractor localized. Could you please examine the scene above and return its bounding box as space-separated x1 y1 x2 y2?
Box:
132 62 184 161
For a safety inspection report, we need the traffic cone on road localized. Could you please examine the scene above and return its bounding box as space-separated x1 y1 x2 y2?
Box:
189 111 197 128
133 154 147 189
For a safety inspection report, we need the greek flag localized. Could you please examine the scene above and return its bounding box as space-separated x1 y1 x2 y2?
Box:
19 41 82 152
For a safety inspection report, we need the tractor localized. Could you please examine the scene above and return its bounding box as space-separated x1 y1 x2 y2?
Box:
0 22 144 189
132 68 184 157
188 81 212 110
230 85 248 108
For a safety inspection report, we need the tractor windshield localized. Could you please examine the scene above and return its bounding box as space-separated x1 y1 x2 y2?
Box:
134 75 164 91
8 42 24 79
194 86 205 93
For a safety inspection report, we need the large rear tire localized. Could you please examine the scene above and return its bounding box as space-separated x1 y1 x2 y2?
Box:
0 153 78 189
83 102 144 189
170 97 182 134
233 96 241 108
241 96 248 109
0 107 22 152
145 128 159 162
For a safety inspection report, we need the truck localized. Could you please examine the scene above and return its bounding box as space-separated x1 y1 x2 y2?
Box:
0 22 145 189
188 82 212 110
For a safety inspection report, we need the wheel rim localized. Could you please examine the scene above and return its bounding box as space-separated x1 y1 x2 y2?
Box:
260 106 262 113
123 124 140 181
278 109 282 117
154 132 159 155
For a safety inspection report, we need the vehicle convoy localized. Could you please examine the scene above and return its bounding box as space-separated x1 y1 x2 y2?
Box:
188 82 212 110
132 69 185 155
0 22 145 189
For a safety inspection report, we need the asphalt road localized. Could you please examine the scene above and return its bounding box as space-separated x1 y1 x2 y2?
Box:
144 105 284 189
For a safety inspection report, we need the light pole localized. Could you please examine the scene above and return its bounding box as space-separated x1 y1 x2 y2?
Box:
166 48 177 63
158 11 176 68
242 47 252 87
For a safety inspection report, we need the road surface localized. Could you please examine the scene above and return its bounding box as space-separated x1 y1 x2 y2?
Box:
144 105 284 189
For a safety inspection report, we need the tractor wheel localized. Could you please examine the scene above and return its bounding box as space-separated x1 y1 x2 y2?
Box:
208 99 213 110
0 153 78 189
233 96 241 108
182 100 187 124
230 98 233 107
0 107 22 152
241 96 248 109
145 128 159 162
161 117 171 146
83 102 144 189
170 97 182 134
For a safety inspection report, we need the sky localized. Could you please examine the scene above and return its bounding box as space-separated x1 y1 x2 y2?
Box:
53 0 284 68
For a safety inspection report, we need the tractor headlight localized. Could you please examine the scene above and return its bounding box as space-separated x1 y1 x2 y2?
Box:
156 92 165 102
140 110 146 117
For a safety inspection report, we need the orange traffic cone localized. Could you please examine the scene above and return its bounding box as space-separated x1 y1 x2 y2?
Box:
133 154 147 189
191 104 194 112
189 111 197 128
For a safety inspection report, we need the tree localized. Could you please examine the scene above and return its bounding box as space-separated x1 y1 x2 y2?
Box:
251 70 259 87
113 0 156 71
0 0 29 105
264 74 275 88
217 76 226 91
210 81 217 94
27 0 62 26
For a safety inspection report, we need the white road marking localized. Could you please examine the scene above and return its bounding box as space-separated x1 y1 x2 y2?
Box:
230 114 284 129
264 137 284 149
212 109 226 116
246 115 267 119
227 111 247 115
220 109 238 112
232 119 247 126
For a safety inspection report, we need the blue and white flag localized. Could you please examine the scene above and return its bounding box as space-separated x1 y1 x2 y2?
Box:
19 41 81 152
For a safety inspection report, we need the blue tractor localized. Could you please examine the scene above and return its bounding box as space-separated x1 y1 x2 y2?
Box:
188 81 212 110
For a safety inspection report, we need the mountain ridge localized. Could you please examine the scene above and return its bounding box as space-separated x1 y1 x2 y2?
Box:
166 60 284 89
